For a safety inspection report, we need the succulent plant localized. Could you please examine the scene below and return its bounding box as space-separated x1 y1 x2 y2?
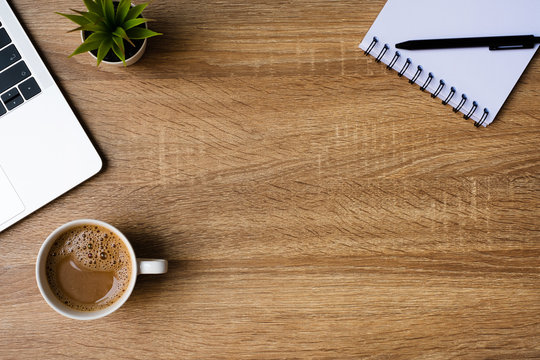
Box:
57 0 162 66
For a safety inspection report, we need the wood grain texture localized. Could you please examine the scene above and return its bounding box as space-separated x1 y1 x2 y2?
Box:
1 0 539 359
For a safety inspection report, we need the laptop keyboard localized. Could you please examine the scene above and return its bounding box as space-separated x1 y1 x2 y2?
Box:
0 21 41 118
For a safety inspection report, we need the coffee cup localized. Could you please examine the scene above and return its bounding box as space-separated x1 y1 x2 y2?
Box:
36 219 167 320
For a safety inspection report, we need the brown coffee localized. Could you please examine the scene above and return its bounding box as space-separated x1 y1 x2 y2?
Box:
46 224 132 311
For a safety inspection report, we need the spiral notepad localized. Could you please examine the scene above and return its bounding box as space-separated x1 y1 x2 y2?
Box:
360 0 540 127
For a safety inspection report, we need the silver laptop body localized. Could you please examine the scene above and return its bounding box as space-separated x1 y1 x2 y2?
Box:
0 0 102 232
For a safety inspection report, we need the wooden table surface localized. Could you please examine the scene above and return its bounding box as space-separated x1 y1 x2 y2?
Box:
1 0 539 358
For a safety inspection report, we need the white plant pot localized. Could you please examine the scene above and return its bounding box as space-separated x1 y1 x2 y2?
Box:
80 31 148 67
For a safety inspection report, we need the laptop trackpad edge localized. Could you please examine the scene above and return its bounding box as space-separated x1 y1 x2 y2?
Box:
0 165 25 226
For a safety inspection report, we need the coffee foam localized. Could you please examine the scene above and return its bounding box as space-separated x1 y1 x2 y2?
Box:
46 225 132 311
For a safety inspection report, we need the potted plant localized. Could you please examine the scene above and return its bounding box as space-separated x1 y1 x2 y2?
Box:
57 0 162 66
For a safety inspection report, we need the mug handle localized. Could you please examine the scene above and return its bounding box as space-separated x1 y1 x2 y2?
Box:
137 259 168 275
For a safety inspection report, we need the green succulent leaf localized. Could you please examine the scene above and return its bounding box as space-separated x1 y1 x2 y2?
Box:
93 0 102 13
112 35 125 56
115 0 131 24
125 27 162 40
85 32 109 43
83 0 102 14
69 40 100 57
126 3 148 21
113 26 135 47
66 26 85 33
70 9 102 23
122 18 149 30
69 32 108 56
67 21 109 33
102 0 115 26
111 41 126 66
96 36 113 66
56 12 91 27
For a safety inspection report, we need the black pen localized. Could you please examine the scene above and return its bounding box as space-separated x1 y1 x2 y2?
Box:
396 35 540 51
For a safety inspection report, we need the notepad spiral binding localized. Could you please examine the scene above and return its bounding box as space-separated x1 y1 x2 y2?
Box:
364 37 489 127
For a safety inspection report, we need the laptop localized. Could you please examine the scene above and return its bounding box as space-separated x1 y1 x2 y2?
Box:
0 0 102 232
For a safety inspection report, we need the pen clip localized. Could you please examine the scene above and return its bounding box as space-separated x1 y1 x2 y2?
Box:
489 35 537 50
489 43 533 50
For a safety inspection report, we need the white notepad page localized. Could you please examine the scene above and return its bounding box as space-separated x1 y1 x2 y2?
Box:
359 0 540 126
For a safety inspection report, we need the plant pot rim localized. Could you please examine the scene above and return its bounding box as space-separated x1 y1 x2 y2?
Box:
80 31 148 66
80 1 149 67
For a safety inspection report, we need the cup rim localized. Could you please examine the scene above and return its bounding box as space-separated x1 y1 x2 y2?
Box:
35 219 138 320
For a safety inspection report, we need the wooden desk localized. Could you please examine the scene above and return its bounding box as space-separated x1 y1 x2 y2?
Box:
1 1 539 358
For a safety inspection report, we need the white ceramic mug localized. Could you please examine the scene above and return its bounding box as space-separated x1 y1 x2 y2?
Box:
36 219 167 320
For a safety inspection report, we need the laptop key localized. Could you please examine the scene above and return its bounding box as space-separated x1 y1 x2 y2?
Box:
0 45 21 72
18 77 41 100
0 102 6 117
0 61 31 94
4 95 24 111
1 87 24 110
0 28 10 49
1 87 19 102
